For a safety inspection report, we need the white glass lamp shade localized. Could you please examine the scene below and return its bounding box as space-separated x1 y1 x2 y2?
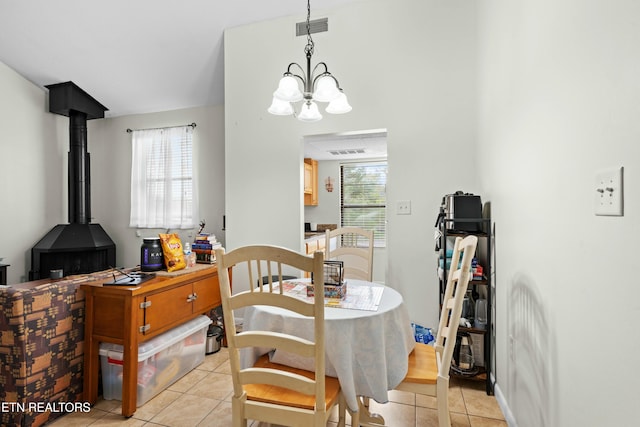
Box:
297 101 322 122
325 91 352 114
273 76 303 102
312 75 340 102
268 97 294 115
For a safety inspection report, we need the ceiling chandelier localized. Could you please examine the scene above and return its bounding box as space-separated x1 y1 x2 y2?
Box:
268 0 352 122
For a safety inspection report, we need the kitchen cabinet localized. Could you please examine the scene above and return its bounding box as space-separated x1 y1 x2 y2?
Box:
438 217 494 395
304 162 313 194
304 158 318 206
82 265 223 417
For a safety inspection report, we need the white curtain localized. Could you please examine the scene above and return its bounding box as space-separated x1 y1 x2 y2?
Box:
129 126 198 229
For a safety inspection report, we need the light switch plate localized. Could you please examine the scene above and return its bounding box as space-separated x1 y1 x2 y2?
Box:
397 200 411 215
594 166 623 216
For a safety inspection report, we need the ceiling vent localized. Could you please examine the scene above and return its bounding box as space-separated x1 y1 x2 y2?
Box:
296 18 328 36
329 149 366 156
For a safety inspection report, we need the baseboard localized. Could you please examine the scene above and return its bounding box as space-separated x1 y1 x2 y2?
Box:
493 376 517 427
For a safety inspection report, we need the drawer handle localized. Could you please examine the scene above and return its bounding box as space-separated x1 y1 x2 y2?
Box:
187 293 198 302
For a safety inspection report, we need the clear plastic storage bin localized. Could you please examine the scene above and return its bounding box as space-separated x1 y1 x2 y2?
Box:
99 315 212 406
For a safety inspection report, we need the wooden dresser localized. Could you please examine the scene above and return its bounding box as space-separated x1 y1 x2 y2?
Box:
82 264 222 417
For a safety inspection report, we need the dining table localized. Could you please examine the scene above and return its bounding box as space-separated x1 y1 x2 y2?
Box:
240 278 415 423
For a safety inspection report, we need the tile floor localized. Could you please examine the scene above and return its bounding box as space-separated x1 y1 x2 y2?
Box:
50 348 506 427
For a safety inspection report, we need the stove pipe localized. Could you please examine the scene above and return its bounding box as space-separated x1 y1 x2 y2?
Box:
29 82 115 280
68 110 91 224
45 81 109 224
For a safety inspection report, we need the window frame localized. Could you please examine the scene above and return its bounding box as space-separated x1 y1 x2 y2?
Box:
340 160 387 248
129 126 197 229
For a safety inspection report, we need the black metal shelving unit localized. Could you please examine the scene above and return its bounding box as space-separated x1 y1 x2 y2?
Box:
439 216 495 395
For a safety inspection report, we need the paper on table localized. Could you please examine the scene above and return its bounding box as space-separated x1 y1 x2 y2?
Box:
279 281 384 311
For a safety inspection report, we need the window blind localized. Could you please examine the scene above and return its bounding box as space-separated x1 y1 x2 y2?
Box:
340 162 387 247
129 126 197 229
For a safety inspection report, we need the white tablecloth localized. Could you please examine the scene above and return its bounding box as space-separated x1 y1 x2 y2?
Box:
240 279 415 412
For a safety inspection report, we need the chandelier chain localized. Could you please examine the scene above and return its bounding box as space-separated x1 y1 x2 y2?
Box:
268 0 351 120
304 0 314 57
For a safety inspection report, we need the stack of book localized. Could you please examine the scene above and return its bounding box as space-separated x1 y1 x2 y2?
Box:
192 233 221 264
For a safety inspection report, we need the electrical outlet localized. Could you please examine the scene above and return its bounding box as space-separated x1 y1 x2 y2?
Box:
594 166 623 216
397 200 411 215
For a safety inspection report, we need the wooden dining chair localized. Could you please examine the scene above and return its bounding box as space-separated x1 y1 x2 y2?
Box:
325 227 375 421
215 245 346 427
394 235 478 427
325 227 374 281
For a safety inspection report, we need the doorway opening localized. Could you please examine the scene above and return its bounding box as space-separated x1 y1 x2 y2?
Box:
303 129 388 282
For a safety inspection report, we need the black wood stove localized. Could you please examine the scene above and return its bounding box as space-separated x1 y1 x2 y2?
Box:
30 82 115 280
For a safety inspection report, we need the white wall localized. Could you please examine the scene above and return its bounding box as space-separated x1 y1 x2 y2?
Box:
477 1 640 426
89 106 225 269
225 0 478 318
0 60 225 282
304 160 341 227
0 61 67 283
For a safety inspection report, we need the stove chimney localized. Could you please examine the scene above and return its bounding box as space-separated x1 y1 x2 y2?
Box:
30 82 115 280
46 81 108 223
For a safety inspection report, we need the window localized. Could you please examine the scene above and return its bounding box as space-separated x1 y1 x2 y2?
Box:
340 161 387 247
129 126 198 229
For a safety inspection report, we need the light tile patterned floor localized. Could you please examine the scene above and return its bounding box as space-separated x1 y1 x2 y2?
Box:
50 348 506 427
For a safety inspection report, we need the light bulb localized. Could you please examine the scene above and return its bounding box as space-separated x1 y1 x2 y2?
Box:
312 76 340 102
273 76 303 102
297 101 322 122
325 91 352 114
268 97 294 115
